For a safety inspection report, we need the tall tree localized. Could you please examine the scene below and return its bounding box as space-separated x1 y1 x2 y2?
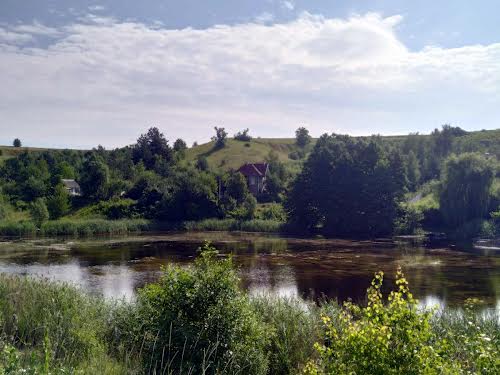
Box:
286 134 406 237
406 151 421 191
212 127 228 149
295 127 311 147
133 127 173 169
47 183 70 219
79 154 109 200
12 138 22 147
439 153 494 230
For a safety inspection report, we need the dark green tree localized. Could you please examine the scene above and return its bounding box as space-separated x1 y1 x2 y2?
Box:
439 153 494 230
212 127 227 149
295 127 311 147
133 127 173 169
173 138 187 158
30 198 49 227
406 151 421 191
13 138 21 147
286 134 406 237
47 183 70 219
79 154 109 200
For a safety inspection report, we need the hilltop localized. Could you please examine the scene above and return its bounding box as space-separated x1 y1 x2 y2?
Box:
2 128 499 170
185 138 311 171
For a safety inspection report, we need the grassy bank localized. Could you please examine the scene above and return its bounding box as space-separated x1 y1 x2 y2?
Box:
0 218 151 237
183 218 284 233
1 245 498 374
0 217 284 237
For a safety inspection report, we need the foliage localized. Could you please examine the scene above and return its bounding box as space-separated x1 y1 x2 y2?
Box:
295 127 312 148
234 128 252 142
196 155 209 171
12 138 21 147
133 127 173 169
287 134 406 237
183 218 283 232
394 204 424 235
40 218 150 236
29 198 49 228
439 153 495 233
258 203 287 222
79 154 110 200
212 126 228 149
123 243 269 374
252 296 320 375
305 269 456 374
406 150 421 191
46 182 70 219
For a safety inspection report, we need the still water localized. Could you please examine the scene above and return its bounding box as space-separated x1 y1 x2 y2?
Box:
0 232 499 309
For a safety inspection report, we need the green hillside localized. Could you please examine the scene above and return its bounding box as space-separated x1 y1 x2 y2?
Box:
185 138 313 171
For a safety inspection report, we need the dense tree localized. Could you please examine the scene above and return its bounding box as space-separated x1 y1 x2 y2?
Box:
79 154 109 200
13 138 21 147
47 183 70 219
286 134 406 237
133 127 173 169
295 127 311 147
30 198 49 227
196 155 209 171
406 151 421 191
173 138 187 158
212 127 228 149
439 153 494 230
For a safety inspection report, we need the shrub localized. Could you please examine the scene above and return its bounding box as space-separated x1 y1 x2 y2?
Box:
258 203 287 222
394 204 423 235
127 244 269 374
305 269 456 374
234 128 252 142
29 198 49 228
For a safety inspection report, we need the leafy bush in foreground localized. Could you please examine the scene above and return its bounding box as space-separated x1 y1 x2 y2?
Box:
305 269 499 375
124 243 269 374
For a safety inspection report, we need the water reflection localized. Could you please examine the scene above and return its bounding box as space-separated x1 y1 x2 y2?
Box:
0 232 498 307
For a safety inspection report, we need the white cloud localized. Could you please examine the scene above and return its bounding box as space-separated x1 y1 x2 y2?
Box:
0 28 33 44
11 21 60 36
88 5 106 12
0 13 499 148
282 1 295 11
255 12 275 24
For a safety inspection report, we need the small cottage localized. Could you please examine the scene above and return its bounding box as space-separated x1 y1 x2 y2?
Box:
237 162 269 195
61 179 82 196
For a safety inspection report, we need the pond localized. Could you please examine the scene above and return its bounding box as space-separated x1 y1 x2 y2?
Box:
0 232 499 310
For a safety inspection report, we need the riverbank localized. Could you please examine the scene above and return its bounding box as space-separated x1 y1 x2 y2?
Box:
0 218 285 237
0 247 498 374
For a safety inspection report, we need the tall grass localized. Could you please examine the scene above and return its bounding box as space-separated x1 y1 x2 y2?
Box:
0 218 151 237
184 218 284 233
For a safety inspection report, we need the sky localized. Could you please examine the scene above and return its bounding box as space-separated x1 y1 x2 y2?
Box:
0 1 499 149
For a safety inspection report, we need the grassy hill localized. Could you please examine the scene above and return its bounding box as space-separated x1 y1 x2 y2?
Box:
185 138 312 171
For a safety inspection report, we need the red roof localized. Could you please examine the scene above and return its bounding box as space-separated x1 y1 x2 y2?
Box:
237 162 268 177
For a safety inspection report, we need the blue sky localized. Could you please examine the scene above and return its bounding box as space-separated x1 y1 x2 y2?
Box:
0 1 499 148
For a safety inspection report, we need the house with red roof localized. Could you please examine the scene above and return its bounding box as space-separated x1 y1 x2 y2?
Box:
237 162 269 195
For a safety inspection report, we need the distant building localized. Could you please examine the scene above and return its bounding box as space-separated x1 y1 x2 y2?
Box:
237 162 269 195
61 179 82 196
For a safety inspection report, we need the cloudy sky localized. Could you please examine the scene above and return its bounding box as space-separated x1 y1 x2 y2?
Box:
1 1 499 149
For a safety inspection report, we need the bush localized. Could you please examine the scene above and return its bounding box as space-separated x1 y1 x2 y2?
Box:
234 128 252 142
128 244 269 374
394 204 423 235
258 203 287 221
29 198 49 228
305 269 456 374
